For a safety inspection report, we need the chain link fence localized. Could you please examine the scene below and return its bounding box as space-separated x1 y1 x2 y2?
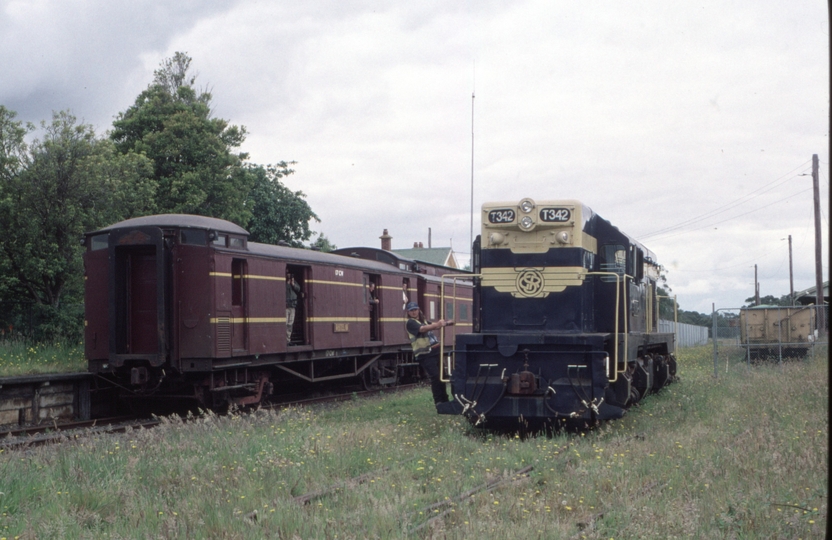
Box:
711 305 828 376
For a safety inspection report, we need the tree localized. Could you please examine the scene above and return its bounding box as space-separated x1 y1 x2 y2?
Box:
743 294 791 308
110 52 252 224
0 106 30 182
0 107 31 308
309 233 337 252
0 109 154 338
657 286 677 320
244 162 319 247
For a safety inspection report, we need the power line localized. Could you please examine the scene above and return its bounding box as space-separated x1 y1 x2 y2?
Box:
639 160 812 240
645 186 813 242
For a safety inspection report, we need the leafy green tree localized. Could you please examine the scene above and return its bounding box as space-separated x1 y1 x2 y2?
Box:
678 309 712 326
0 106 31 308
110 52 252 224
309 233 337 252
656 286 678 320
244 162 319 247
743 294 791 308
0 106 30 181
0 109 154 338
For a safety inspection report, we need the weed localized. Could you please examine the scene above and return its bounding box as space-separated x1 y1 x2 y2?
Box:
0 344 826 538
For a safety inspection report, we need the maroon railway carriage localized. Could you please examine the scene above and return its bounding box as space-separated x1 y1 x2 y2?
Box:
83 214 472 409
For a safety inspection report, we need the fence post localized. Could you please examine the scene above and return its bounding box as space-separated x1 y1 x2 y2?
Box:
712 304 718 378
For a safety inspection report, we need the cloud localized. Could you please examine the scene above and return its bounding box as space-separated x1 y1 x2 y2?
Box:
0 0 826 313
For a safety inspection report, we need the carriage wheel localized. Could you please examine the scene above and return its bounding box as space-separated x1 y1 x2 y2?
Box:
361 360 398 390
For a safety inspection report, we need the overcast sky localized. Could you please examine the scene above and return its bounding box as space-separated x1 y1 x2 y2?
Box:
1 0 828 313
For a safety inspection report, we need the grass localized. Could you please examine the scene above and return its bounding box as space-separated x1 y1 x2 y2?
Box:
0 340 85 377
0 344 827 539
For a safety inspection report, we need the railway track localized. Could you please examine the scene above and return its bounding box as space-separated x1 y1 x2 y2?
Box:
0 382 421 451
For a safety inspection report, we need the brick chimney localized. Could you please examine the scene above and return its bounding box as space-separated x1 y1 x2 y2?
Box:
380 229 392 251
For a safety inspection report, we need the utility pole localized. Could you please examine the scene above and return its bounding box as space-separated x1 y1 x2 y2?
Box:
811 154 826 336
788 234 794 306
754 264 760 305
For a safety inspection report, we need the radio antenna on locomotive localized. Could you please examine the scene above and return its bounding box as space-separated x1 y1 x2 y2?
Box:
469 64 475 262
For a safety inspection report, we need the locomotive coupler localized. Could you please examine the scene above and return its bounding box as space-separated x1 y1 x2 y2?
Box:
131 366 148 385
508 359 537 395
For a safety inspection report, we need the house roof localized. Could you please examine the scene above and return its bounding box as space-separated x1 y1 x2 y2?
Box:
794 281 829 305
391 247 458 269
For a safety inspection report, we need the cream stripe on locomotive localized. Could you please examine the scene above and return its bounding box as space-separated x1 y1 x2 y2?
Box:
480 266 587 298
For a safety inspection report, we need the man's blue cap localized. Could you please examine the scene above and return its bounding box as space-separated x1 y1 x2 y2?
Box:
405 301 419 311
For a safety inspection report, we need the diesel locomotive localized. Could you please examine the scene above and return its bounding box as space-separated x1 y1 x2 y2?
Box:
439 198 677 428
83 214 472 410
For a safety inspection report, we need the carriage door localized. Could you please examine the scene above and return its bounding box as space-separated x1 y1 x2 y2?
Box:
366 274 380 341
109 225 167 367
286 265 309 345
123 246 158 354
231 258 248 352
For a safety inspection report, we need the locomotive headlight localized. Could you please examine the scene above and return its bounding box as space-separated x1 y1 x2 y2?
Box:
519 199 535 213
556 231 570 244
520 216 534 229
489 232 505 245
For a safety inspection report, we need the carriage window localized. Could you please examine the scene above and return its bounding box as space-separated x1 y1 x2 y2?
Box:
445 302 454 320
229 236 245 249
90 234 109 251
181 229 206 245
213 234 227 247
460 304 469 322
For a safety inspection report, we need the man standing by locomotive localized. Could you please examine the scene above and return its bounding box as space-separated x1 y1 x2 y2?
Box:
286 273 303 342
405 301 452 407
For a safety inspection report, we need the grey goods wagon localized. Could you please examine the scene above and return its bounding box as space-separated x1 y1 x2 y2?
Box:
739 305 816 360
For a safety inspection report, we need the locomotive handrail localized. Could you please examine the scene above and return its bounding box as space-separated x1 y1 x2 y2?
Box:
584 271 628 383
440 273 479 383
441 270 631 384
